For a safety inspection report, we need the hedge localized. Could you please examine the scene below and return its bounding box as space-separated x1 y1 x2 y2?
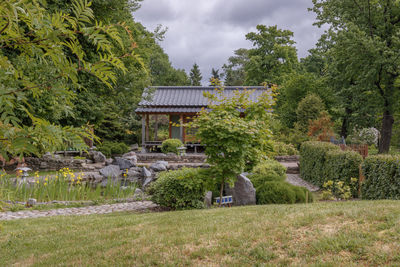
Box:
362 155 400 200
300 141 362 195
325 150 363 197
299 141 339 186
161 139 183 154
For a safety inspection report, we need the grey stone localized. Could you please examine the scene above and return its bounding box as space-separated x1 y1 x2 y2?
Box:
225 173 256 206
149 161 168 172
26 198 37 207
43 152 52 159
114 157 134 170
39 162 48 169
105 158 113 166
122 151 136 158
142 167 152 178
142 177 153 188
99 165 121 178
133 188 144 199
90 151 106 163
130 144 139 151
204 191 213 208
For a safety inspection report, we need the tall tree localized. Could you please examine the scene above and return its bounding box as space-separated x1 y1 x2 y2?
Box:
245 25 298 85
209 68 223 85
190 63 202 86
222 48 249 86
312 0 400 152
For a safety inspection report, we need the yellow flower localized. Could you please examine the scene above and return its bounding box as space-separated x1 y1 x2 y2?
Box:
71 178 75 182
44 182 47 186
45 177 48 181
36 180 39 184
76 180 81 184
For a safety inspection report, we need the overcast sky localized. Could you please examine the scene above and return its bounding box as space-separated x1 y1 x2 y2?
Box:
133 0 325 85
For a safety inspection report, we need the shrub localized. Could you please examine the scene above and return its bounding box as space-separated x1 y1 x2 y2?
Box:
299 141 339 186
149 168 210 209
161 139 183 154
289 184 313 203
300 142 362 197
250 159 287 187
270 141 298 157
255 181 297 204
296 94 326 132
362 155 400 200
324 150 363 197
98 141 129 157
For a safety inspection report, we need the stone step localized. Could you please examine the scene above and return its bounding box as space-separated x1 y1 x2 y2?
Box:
279 161 300 174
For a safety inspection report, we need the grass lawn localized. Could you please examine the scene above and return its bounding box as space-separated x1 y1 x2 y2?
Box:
1 201 400 266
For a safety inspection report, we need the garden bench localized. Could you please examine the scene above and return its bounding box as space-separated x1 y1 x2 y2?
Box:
215 195 233 207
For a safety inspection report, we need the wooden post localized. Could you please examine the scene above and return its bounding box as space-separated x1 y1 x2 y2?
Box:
141 116 145 152
154 115 158 141
169 114 172 139
180 114 184 143
145 114 149 142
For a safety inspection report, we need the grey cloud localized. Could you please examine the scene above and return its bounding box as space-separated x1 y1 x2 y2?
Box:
134 0 324 85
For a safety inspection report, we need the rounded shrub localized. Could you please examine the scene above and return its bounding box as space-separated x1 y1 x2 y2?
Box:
149 168 209 209
271 141 298 156
255 181 296 204
161 139 183 154
251 159 287 185
288 184 314 203
98 141 130 157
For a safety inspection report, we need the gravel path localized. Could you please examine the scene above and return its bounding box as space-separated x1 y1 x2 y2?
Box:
286 174 320 192
0 201 158 221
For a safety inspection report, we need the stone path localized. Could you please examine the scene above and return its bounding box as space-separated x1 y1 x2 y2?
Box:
0 201 158 221
286 174 320 192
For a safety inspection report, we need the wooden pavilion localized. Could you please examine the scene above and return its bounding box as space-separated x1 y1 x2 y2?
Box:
135 86 268 152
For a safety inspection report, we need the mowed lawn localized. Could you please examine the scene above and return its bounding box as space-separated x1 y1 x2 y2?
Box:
1 201 400 266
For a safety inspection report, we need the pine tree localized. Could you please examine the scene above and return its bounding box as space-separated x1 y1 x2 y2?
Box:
190 63 202 86
209 68 221 85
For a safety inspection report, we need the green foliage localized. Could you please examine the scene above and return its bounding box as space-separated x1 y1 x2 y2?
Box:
311 0 400 153
0 169 136 202
362 155 400 200
245 25 298 85
222 48 248 86
255 181 296 204
299 141 339 186
300 141 362 197
161 139 183 155
251 159 287 185
149 168 211 210
190 86 274 201
322 179 357 200
296 94 326 132
189 63 202 86
324 150 362 197
270 141 298 157
98 141 129 157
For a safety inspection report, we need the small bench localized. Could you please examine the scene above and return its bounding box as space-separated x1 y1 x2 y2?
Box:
215 195 233 207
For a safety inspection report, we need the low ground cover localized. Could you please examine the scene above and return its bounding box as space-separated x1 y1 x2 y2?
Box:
1 200 399 266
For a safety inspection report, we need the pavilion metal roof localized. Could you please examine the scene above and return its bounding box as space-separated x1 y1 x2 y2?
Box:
135 86 269 114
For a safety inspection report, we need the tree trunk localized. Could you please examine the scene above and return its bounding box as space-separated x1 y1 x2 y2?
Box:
379 109 394 153
219 177 225 207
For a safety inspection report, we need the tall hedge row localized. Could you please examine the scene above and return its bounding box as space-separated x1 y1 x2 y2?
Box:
362 155 400 199
300 141 363 193
299 141 339 186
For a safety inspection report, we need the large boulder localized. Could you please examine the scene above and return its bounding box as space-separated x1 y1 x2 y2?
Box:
142 167 152 178
99 165 121 179
226 174 256 206
90 151 106 163
114 157 134 170
149 161 168 172
204 191 213 208
122 151 137 165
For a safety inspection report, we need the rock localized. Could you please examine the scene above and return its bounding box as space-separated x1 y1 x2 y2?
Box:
122 151 136 158
122 152 137 166
99 165 121 179
43 152 52 159
90 151 106 163
130 144 139 151
142 167 152 178
204 191 213 208
85 159 93 164
149 161 168 172
39 162 48 169
114 157 134 170
133 188 144 199
105 158 113 166
26 198 37 207
226 173 256 206
142 177 153 188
